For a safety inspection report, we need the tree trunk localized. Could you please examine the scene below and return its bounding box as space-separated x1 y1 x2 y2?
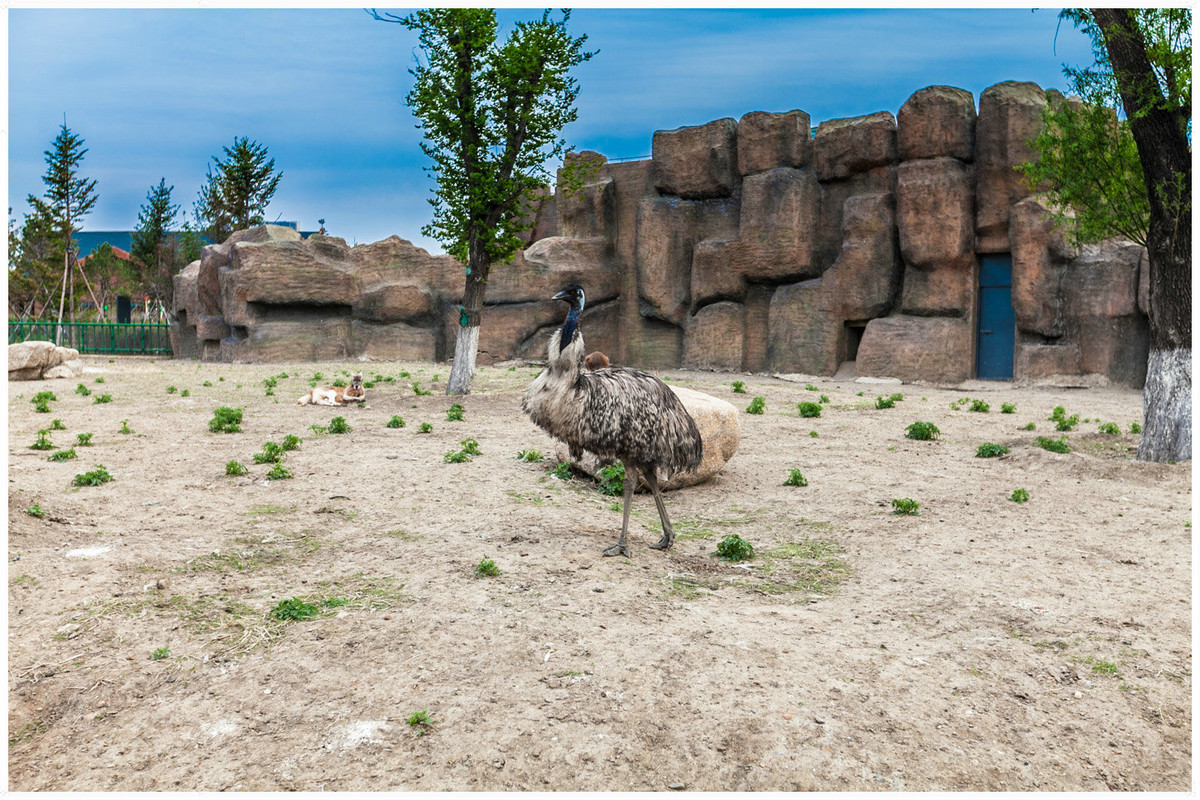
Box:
446 240 490 395
1091 8 1192 462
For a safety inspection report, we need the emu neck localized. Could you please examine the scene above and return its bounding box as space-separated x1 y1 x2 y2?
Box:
560 303 582 354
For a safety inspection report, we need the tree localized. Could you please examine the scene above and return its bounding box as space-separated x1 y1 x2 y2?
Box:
193 137 282 243
130 178 189 313
27 123 101 339
1023 9 1190 462
8 207 64 320
372 8 595 394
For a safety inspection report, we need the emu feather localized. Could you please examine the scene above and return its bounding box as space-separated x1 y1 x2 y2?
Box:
522 284 703 557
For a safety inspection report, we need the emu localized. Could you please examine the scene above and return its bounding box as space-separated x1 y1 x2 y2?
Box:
522 284 703 557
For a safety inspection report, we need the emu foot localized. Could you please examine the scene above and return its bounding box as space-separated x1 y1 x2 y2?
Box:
648 534 673 551
602 542 631 558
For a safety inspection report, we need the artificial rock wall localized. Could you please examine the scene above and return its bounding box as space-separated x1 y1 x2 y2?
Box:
171 80 1150 387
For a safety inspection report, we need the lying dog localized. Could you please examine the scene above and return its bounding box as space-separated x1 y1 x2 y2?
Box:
297 372 366 406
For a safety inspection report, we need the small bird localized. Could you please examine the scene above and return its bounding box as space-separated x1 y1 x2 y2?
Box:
522 284 703 557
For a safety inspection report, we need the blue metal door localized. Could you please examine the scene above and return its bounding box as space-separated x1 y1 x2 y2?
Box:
976 255 1015 380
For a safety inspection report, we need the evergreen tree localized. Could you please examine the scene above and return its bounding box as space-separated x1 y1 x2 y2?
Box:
130 178 187 313
372 8 594 394
193 137 282 243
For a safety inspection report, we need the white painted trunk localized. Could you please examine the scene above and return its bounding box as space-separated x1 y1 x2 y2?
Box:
446 324 480 396
1138 347 1191 463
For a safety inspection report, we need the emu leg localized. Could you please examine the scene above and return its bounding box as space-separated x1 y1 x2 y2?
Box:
602 463 636 558
644 470 675 551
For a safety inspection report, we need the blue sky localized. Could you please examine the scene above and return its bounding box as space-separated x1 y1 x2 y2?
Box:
8 7 1096 254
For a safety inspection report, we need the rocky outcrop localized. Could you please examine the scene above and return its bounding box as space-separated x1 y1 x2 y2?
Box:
9 341 83 381
170 80 1149 388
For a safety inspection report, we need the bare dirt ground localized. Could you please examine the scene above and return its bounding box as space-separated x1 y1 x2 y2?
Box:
7 355 1191 791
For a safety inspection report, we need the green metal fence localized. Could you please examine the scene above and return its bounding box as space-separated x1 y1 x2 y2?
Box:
9 321 173 356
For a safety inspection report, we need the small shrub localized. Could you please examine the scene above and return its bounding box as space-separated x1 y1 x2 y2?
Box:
1097 422 1120 435
444 448 472 464
875 395 896 409
225 460 249 476
1009 488 1030 504
1128 421 1143 434
180 389 191 397
797 401 822 418
805 384 819 392
209 407 243 433
597 464 625 496
202 380 213 387
94 376 104 383
418 422 433 434
1001 402 1016 414
386 415 406 429
328 416 352 434
1022 422 1036 431
254 441 286 464
118 419 134 435
281 434 302 451
1055 416 1079 432
474 557 501 578
93 393 113 404
976 442 1010 458
1033 435 1070 454
266 462 293 480
891 498 920 516
746 396 766 415
731 380 746 394
33 390 57 404
48 448 77 462
784 468 808 487
150 647 170 661
412 382 432 396
969 398 990 413
550 461 573 480
75 383 91 397
406 709 433 736
905 421 941 441
516 448 543 462
30 430 54 451
50 418 67 430
309 424 329 436
459 438 481 455
331 378 347 388
72 465 114 487
819 394 830 404
713 534 755 562
270 597 319 621
446 403 465 421
889 393 904 403
809 430 819 438
166 385 177 394
26 505 46 519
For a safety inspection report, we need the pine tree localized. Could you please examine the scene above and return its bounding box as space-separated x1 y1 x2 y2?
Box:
193 137 282 243
130 178 186 313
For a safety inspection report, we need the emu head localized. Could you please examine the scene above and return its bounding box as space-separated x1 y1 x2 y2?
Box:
552 284 585 312
553 284 585 348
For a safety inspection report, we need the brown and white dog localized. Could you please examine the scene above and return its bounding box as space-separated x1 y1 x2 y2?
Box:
297 373 366 406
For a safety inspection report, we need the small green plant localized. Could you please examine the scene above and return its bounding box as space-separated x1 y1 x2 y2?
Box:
386 415 406 429
805 384 819 392
819 394 830 404
73 465 114 487
597 464 625 496
166 385 177 394
270 597 319 621
550 461 573 480
418 422 433 434
969 398 990 413
459 438 481 455
225 460 249 476
731 380 746 394
93 393 113 404
1097 422 1120 435
784 468 808 487
328 416 352 434
49 418 67 430
254 441 286 464
309 424 328 436
976 442 1010 458
1128 421 1143 434
1009 488 1030 504
797 401 822 418
1033 435 1070 454
33 390 57 404
905 421 941 441
444 448 472 464
1022 422 1036 431
406 709 433 736
281 434 302 451
48 447 77 462
95 376 105 384
266 462 293 480
474 557 501 578
516 448 543 462
75 383 91 397
118 419 134 434
809 430 819 438
30 430 54 450
1049 406 1080 431
26 505 46 519
412 381 432 396
1001 402 1016 414
446 403 465 421
150 647 170 661
712 534 755 562
202 380 213 387
875 395 896 409
209 407 243 433
746 396 766 415
891 498 920 516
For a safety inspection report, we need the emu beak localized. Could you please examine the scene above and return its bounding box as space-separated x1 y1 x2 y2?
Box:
552 289 570 302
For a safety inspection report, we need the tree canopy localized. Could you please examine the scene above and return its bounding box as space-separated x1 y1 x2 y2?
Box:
194 137 282 243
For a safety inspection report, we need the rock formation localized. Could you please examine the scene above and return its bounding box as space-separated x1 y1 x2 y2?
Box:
8 341 83 381
171 80 1149 388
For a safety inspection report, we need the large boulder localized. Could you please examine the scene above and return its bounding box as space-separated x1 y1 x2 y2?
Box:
9 341 83 381
831 192 899 319
733 167 820 282
636 196 699 325
896 157 974 269
683 301 745 371
737 110 812 176
814 112 897 181
500 236 620 304
856 315 973 384
555 385 741 490
1010 198 1076 337
897 85 976 161
652 118 739 199
976 81 1046 248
